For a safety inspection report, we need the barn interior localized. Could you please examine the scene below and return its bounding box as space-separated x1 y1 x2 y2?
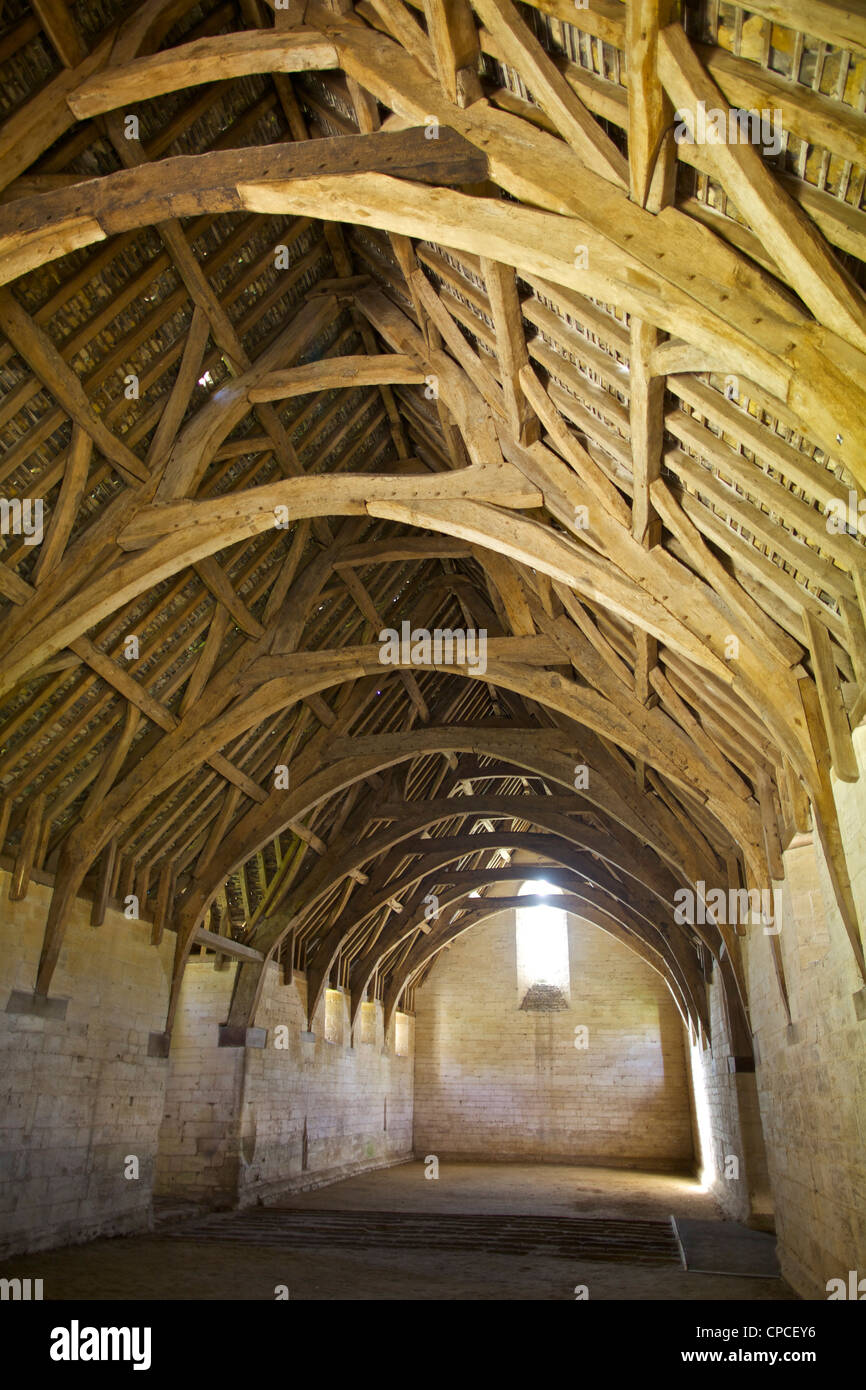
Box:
1 0 865 1304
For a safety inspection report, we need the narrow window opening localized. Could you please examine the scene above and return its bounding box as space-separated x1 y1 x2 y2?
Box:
515 879 570 1011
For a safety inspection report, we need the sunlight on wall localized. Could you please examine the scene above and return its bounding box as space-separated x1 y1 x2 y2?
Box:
688 1034 716 1187
394 1012 410 1057
324 989 344 1045
359 1000 379 1046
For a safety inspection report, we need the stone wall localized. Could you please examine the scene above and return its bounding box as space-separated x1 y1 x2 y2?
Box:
155 961 413 1205
686 723 866 1296
688 978 773 1225
0 875 413 1256
152 965 241 1203
0 873 173 1257
741 824 866 1298
413 907 694 1167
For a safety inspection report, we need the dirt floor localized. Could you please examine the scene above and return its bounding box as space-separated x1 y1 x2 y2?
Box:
0 1162 798 1300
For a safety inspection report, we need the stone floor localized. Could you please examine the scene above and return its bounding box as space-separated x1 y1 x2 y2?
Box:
0 1162 798 1300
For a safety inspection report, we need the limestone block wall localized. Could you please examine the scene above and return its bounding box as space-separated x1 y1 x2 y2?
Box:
242 973 413 1198
413 908 694 1167
1 875 413 1256
152 965 243 1202
688 977 773 1225
155 961 414 1204
687 722 866 1297
741 822 866 1299
0 873 174 1258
